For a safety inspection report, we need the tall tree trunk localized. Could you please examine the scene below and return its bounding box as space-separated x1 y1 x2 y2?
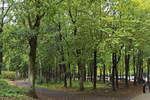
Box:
120 70 122 81
115 66 119 88
61 55 67 88
0 21 3 75
59 64 62 82
68 63 72 87
60 47 67 87
87 64 90 81
93 50 97 89
91 63 93 82
0 46 2 75
0 0 9 75
49 67 52 81
28 36 37 98
73 65 76 81
0 28 2 74
63 63 67 88
112 53 116 91
125 47 130 88
133 55 137 85
147 58 150 83
137 49 143 84
78 62 84 91
103 64 106 83
55 57 58 82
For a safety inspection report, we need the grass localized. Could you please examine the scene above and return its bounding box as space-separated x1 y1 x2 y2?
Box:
0 79 30 99
37 80 110 93
36 80 143 98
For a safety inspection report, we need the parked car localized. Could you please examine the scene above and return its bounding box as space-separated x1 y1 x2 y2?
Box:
143 82 150 93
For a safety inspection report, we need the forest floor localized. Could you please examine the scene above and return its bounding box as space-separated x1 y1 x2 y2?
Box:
8 80 149 100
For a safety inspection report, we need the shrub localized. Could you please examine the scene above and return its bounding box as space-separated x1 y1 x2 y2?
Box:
0 79 28 98
1 71 16 80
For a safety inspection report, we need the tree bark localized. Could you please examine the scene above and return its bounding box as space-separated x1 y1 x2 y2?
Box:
63 63 67 88
112 53 116 91
0 0 9 75
0 46 2 75
147 58 150 83
28 36 37 98
125 47 130 88
115 65 119 88
91 63 93 82
78 62 84 91
103 64 106 83
0 29 3 75
93 50 97 89
68 63 72 87
137 49 143 84
133 55 137 85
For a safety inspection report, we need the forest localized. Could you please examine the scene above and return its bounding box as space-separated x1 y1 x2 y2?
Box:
0 0 150 100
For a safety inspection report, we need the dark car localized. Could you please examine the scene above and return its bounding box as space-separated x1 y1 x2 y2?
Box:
143 82 150 93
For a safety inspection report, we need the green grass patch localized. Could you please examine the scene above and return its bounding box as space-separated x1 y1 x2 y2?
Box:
0 79 28 98
37 80 109 93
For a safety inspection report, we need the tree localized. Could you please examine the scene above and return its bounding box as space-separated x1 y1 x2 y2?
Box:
0 0 12 74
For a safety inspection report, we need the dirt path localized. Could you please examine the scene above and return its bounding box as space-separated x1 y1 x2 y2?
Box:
9 80 150 100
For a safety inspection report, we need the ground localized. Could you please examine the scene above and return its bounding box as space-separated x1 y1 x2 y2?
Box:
7 80 150 100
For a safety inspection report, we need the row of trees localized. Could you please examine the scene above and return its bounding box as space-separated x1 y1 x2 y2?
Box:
0 0 150 97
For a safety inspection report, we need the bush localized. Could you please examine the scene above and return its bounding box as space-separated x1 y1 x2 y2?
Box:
1 71 16 80
0 79 28 98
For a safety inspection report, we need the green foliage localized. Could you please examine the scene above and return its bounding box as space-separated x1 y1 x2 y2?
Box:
0 80 28 98
1 71 16 80
0 0 150 93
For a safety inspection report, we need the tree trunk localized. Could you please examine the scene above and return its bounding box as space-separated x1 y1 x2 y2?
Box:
115 66 119 88
103 64 106 83
78 62 84 91
60 46 67 87
59 64 62 82
63 63 67 88
0 24 3 75
133 55 137 85
28 36 37 98
93 50 97 89
0 46 2 75
137 49 143 84
0 0 6 75
91 63 93 82
147 58 150 83
125 47 130 88
84 66 86 81
69 63 72 87
112 53 116 91
55 58 58 82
